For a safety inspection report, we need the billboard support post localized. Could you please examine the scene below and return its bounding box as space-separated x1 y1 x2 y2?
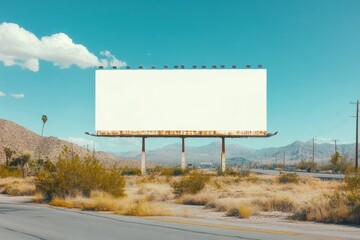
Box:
141 137 146 175
181 137 186 170
221 137 226 173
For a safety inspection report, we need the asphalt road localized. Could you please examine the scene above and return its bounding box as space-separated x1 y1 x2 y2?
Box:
250 169 345 180
0 195 359 240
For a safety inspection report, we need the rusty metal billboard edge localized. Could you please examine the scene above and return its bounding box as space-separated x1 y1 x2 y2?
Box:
86 130 277 138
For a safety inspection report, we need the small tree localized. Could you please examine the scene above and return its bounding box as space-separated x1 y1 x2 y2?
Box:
331 152 340 168
3 147 16 166
330 152 351 173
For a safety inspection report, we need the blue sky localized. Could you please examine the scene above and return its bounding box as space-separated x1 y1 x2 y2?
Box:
0 0 360 152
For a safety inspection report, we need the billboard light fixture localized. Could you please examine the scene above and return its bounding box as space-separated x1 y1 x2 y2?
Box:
192 65 197 69
151 66 156 69
246 65 251 68
98 66 104 69
164 65 168 69
139 65 144 69
174 65 179 69
220 65 225 69
232 65 236 69
212 65 217 69
258 64 263 68
201 65 206 69
126 66 130 69
181 65 185 69
112 66 117 69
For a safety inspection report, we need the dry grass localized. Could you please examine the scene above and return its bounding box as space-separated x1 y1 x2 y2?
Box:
49 190 174 216
169 174 341 219
136 183 174 201
0 177 36 196
124 202 174 216
226 205 252 219
32 192 45 203
0 173 345 222
177 192 216 205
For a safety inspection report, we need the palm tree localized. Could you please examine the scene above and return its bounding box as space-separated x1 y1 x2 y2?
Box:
41 115 48 136
38 115 48 160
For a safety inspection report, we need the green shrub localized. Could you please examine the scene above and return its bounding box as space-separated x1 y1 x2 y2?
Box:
278 172 299 184
171 172 210 195
152 166 189 176
36 146 126 200
120 167 141 176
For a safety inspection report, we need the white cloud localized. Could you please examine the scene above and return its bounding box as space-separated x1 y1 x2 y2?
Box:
0 91 5 97
0 22 126 72
100 50 126 68
67 137 100 149
11 93 24 99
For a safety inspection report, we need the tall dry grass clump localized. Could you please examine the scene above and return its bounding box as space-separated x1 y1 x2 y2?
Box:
49 190 174 216
0 165 23 178
294 168 360 224
36 146 126 200
0 177 36 196
226 205 252 219
124 201 174 216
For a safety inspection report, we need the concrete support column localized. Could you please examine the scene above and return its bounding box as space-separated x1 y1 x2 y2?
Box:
181 137 186 170
221 137 226 173
141 137 146 175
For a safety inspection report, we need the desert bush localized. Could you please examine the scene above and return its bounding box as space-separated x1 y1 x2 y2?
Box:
294 168 360 224
120 167 141 176
171 172 211 195
28 158 56 176
152 166 189 176
297 160 316 172
36 146 126 200
177 192 215 205
278 172 299 184
226 205 252 219
252 196 296 212
0 165 22 178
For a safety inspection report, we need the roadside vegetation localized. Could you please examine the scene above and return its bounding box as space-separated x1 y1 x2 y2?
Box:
1 145 359 223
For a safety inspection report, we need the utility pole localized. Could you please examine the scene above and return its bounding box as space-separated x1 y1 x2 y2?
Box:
351 100 359 169
283 152 286 170
332 139 338 153
357 100 359 170
312 138 315 171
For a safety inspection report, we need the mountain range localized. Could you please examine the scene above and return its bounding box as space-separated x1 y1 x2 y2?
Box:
1 118 356 167
112 140 356 166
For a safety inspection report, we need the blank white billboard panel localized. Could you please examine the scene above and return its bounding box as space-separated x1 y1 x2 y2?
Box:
96 69 267 137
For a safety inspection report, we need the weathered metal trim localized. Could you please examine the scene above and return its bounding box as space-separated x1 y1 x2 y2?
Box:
86 130 277 138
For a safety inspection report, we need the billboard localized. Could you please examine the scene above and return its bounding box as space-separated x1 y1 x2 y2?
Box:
95 69 267 137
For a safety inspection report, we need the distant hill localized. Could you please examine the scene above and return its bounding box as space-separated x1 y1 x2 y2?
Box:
2 118 356 168
0 119 137 166
112 140 356 166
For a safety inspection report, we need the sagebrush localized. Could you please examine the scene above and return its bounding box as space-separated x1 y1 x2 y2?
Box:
36 146 126 200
